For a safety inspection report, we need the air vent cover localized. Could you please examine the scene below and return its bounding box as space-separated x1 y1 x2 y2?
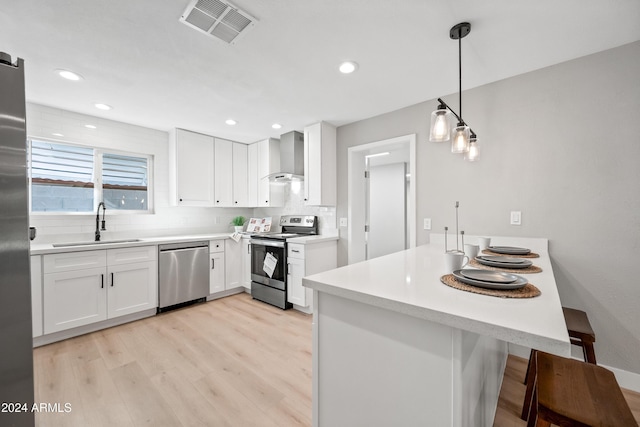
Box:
180 0 256 44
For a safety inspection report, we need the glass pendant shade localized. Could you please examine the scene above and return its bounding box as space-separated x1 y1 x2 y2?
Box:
451 124 470 153
429 108 451 142
464 136 479 161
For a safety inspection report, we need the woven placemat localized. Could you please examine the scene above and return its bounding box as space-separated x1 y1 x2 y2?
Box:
481 249 540 258
469 258 542 274
440 274 541 298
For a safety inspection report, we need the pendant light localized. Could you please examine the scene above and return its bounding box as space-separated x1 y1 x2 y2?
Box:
464 133 479 161
429 22 480 161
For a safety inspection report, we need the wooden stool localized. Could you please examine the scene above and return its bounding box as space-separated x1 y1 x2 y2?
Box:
521 307 596 420
524 351 637 427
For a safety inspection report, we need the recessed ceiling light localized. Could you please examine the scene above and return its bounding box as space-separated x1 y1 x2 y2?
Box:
56 69 83 81
339 61 358 74
85 124 97 129
272 123 282 130
52 133 64 137
225 119 237 126
94 103 112 111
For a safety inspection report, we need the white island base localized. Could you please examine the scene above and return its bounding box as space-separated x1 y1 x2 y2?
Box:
314 291 507 427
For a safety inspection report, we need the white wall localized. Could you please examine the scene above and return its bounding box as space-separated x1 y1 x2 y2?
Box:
335 41 640 375
27 103 252 242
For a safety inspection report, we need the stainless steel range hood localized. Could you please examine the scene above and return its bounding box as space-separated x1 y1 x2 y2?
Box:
267 130 304 182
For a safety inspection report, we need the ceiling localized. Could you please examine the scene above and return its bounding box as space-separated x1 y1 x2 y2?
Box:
1 0 639 144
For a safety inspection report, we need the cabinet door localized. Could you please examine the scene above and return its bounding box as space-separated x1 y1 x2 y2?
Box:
31 255 43 338
176 129 215 206
225 239 243 290
257 138 283 207
214 138 233 207
287 257 306 306
247 143 258 206
107 261 157 319
232 143 249 207
210 252 225 294
304 122 336 206
242 238 252 289
43 267 107 334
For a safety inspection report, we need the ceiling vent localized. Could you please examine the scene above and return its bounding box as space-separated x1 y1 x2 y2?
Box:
179 0 257 45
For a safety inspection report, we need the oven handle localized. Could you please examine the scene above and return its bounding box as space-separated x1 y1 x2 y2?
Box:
250 239 285 248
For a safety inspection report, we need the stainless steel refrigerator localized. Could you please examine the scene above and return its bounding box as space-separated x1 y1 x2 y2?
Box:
0 51 35 427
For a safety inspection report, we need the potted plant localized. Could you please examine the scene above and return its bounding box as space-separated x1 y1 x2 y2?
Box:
231 216 246 232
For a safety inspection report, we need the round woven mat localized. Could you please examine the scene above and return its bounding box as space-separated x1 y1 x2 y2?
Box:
469 258 542 274
440 274 541 298
481 249 540 258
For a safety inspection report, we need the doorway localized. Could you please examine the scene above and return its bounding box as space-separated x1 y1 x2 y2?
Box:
347 134 416 264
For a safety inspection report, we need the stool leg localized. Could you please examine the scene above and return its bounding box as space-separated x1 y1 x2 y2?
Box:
583 342 597 364
526 381 538 427
524 348 534 384
521 349 537 421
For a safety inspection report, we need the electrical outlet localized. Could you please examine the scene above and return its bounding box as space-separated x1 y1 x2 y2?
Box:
339 218 348 227
423 218 432 230
510 211 522 226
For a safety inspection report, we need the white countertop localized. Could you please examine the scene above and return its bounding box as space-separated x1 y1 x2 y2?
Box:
303 236 571 356
287 233 339 244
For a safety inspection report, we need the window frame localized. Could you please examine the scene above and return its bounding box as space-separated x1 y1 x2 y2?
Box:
28 137 154 215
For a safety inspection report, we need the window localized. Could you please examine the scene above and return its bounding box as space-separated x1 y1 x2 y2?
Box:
29 139 153 213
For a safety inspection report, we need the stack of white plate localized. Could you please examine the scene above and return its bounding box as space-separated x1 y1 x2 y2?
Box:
452 269 528 290
475 255 532 269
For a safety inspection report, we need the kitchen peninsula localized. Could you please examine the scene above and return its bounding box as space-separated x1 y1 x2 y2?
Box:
302 236 571 427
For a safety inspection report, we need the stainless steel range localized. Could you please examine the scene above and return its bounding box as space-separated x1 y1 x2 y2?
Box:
250 215 318 309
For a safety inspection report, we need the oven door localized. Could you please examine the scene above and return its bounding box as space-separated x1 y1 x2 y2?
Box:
250 239 287 290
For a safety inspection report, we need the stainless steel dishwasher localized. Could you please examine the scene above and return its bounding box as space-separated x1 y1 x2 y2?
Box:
158 241 209 310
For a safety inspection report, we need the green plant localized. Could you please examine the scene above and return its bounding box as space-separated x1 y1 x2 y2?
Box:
231 216 246 226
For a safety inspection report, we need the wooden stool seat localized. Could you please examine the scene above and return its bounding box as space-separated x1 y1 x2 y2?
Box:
526 351 637 427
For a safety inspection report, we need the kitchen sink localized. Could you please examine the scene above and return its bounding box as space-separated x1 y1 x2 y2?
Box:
52 239 142 248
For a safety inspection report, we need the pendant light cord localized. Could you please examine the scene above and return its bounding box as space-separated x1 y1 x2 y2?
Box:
458 30 463 123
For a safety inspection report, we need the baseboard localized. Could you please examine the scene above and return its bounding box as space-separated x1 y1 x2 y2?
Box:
508 343 640 393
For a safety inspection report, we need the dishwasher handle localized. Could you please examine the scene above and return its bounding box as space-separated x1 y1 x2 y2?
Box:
159 241 209 252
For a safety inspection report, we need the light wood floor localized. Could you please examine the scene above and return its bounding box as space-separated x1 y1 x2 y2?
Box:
34 292 640 426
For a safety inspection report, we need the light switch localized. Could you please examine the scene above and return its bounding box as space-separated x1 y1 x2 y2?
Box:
510 211 522 226
339 218 348 227
423 218 432 230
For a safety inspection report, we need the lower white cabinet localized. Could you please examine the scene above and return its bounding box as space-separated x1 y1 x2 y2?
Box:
225 239 243 291
287 241 337 311
43 246 157 334
210 240 225 294
30 255 43 338
241 237 252 290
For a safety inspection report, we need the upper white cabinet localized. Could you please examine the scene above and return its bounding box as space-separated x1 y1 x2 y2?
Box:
170 128 215 206
214 138 233 207
232 142 249 207
304 121 336 206
256 138 284 207
247 142 258 206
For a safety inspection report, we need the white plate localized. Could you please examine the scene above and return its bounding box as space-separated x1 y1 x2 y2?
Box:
459 269 518 283
476 256 532 269
487 246 531 255
453 270 528 290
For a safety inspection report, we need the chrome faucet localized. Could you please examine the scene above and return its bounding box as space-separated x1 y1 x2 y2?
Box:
95 202 106 241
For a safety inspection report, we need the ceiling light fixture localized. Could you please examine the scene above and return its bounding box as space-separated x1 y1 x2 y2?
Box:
429 22 479 161
85 124 96 129
339 61 358 74
52 133 64 137
271 123 282 130
94 103 112 111
56 69 83 81
225 119 237 125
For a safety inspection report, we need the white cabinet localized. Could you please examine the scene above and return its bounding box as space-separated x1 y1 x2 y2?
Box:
304 122 336 206
210 240 225 294
232 143 249 207
43 246 157 334
247 142 258 206
256 138 284 207
31 255 43 338
214 138 234 207
171 128 215 206
225 239 243 291
286 240 337 311
241 237 252 290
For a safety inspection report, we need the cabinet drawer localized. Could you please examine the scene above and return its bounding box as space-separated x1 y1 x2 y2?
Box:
44 250 107 273
210 239 225 253
107 246 157 265
288 243 305 259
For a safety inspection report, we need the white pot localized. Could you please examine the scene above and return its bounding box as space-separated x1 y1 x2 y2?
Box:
234 226 243 232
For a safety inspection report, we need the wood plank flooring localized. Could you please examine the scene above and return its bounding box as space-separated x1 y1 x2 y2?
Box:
33 292 640 426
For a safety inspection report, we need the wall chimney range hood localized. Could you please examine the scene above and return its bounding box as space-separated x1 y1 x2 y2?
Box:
267 130 304 182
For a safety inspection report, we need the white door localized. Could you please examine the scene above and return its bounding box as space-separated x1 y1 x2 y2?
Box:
214 138 233 206
176 129 214 206
367 162 407 260
287 257 306 306
232 142 249 206
107 261 157 319
210 252 225 294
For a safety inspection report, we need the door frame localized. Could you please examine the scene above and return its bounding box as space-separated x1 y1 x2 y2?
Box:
347 134 416 264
